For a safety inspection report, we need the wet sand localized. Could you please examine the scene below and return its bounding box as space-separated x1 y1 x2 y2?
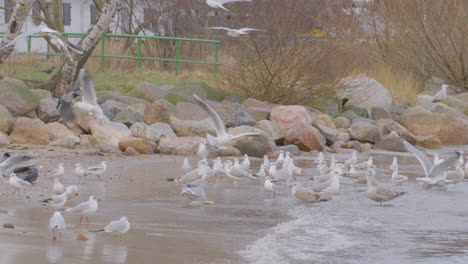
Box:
0 144 290 264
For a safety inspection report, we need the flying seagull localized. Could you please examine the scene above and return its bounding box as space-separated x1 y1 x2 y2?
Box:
0 25 84 58
56 84 80 121
205 0 252 12
432 84 448 103
204 27 265 37
192 94 260 146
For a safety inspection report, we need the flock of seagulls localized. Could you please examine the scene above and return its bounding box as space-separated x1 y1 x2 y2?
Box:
0 152 129 241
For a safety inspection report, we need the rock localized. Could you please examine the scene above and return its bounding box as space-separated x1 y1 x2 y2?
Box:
102 109 116 121
150 122 177 138
80 135 99 147
284 120 326 151
37 98 60 122
437 115 468 145
277 145 302 156
360 143 373 152
0 78 40 116
332 147 355 154
0 104 13 133
242 98 271 109
374 132 406 152
455 92 468 102
60 120 84 136
254 120 285 141
157 136 201 156
10 117 49 145
154 99 176 115
119 137 155 154
223 96 243 104
270 105 312 131
89 120 132 146
349 122 382 143
341 141 363 152
99 144 123 155
341 110 359 121
204 145 241 158
3 224 14 229
49 135 80 149
315 124 340 144
235 108 256 126
415 135 441 149
246 107 270 122
332 140 346 149
170 117 215 137
125 103 146 116
100 100 126 115
143 102 171 125
228 126 276 157
399 109 443 137
371 107 399 121
208 101 236 127
349 106 369 118
342 77 393 113
46 122 76 141
30 89 52 100
130 122 162 142
98 93 150 106
124 147 140 156
164 85 207 104
333 116 350 129
0 131 12 146
310 113 336 129
113 109 143 127
374 119 416 145
174 102 208 121
129 82 169 102
324 100 339 116
351 117 374 124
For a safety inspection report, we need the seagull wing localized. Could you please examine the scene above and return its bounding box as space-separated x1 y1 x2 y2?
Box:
204 27 233 31
48 31 84 55
104 218 127 232
401 139 432 177
67 200 90 213
238 28 266 32
231 133 261 139
58 99 76 121
0 25 46 50
192 94 226 136
79 69 98 106
427 152 460 178
218 0 252 4
0 154 37 174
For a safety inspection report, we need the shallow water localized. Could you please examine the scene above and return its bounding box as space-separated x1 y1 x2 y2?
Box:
0 145 467 264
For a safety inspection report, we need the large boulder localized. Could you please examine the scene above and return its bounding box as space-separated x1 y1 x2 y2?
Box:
49 135 80 149
80 135 99 147
46 122 76 141
415 135 441 149
118 137 155 154
0 78 40 116
30 89 52 100
246 107 270 122
157 136 201 156
150 122 177 138
37 98 60 123
234 107 256 127
174 102 208 121
0 105 13 133
374 119 416 145
129 82 170 102
99 144 123 155
130 122 162 142
89 120 132 146
284 120 326 151
154 99 176 115
399 109 443 137
333 116 350 129
371 107 399 121
255 120 285 141
270 105 312 131
242 98 271 109
10 117 49 145
228 126 276 157
113 108 143 127
310 113 336 129
170 117 215 137
207 101 236 127
100 100 126 115
98 93 150 106
342 77 393 114
349 122 382 143
143 102 171 125
0 131 12 146
164 85 207 104
374 132 406 152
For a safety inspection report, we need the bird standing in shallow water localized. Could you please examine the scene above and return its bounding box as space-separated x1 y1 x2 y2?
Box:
49 211 66 240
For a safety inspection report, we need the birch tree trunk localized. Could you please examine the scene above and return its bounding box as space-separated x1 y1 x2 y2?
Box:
0 0 34 64
45 0 122 96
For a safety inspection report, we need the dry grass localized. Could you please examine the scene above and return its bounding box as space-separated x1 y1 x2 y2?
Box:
366 64 421 107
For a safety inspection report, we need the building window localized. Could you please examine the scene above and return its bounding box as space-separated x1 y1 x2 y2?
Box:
4 0 12 23
143 8 153 30
63 2 71 26
90 4 98 24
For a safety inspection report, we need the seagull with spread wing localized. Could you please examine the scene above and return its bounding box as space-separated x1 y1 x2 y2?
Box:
192 94 260 146
0 25 84 58
74 69 108 125
57 84 80 121
205 0 252 12
204 27 265 37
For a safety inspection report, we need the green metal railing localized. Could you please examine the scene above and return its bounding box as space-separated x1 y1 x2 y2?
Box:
1 33 221 75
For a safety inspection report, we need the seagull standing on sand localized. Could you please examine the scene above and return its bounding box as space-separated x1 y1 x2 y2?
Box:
167 160 210 183
391 168 408 185
91 216 130 241
345 150 357 165
0 25 84 58
223 160 256 180
205 0 252 11
53 176 64 195
192 94 260 146
204 27 265 37
389 157 398 172
197 142 208 158
66 195 99 224
432 84 448 103
41 185 78 210
240 154 251 170
74 69 108 125
291 183 330 204
366 169 405 206
49 211 66 240
84 161 107 181
8 173 32 194
264 176 279 198
181 158 192 171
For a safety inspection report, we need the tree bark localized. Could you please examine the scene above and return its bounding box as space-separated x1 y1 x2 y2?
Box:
45 0 122 96
0 0 34 64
